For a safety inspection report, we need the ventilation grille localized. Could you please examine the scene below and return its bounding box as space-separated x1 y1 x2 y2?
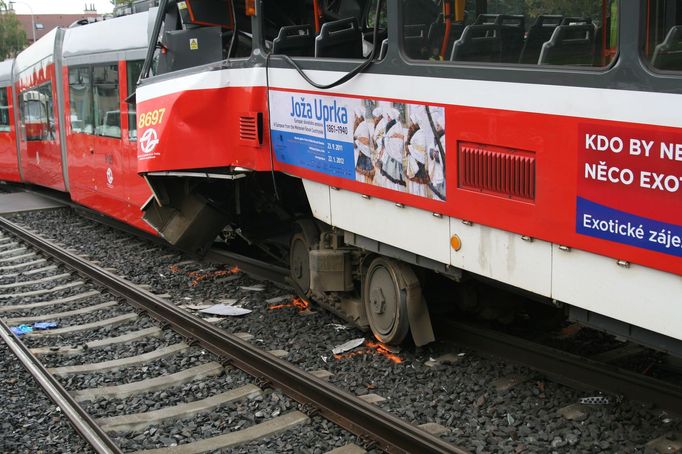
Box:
239 112 263 145
458 143 536 201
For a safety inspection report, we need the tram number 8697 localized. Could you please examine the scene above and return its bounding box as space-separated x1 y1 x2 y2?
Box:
138 108 166 129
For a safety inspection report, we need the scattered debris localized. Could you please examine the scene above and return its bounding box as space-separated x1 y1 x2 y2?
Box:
579 396 611 405
265 295 292 304
240 285 265 292
10 324 32 336
199 304 252 316
425 353 462 368
329 323 350 332
180 304 213 311
332 338 366 355
216 298 239 306
268 297 310 313
10 321 59 336
32 322 58 330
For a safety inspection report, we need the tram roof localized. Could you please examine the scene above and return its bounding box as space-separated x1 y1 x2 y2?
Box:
62 11 150 63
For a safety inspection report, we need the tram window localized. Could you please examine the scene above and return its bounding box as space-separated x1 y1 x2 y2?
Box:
93 64 121 139
263 0 387 59
643 0 682 71
402 0 618 68
68 66 95 134
127 60 144 141
21 83 55 142
0 88 9 133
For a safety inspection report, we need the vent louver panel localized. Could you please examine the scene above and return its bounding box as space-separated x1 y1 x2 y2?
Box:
458 143 536 202
239 112 263 145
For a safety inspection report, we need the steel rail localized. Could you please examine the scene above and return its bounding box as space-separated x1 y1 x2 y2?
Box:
0 318 122 454
437 319 682 414
0 217 466 454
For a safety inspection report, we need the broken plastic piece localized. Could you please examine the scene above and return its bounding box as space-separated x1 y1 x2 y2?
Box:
199 304 252 316
180 304 213 310
32 322 58 330
332 338 365 355
10 324 33 336
579 396 610 405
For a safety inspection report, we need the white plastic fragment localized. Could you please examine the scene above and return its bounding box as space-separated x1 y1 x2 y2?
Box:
332 338 365 355
240 285 265 292
329 323 350 331
199 304 252 316
216 298 239 306
266 295 291 304
180 304 213 310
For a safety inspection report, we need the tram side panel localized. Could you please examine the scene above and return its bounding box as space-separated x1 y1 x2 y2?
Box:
265 77 682 341
0 85 20 182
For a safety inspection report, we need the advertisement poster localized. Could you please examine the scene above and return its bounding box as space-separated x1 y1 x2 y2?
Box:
269 90 447 201
577 124 682 257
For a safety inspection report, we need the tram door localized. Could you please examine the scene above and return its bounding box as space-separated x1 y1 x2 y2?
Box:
18 81 66 191
0 85 20 182
66 63 127 205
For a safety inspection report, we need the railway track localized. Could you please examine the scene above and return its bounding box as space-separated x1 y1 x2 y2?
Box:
0 216 464 454
3 200 682 451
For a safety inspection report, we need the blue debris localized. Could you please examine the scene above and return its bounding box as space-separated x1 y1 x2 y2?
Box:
33 321 59 330
10 324 33 336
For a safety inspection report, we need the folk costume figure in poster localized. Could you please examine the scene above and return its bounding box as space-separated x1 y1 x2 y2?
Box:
426 107 446 201
353 106 375 183
378 106 406 191
405 111 430 197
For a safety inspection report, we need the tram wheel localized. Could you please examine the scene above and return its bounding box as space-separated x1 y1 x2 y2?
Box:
363 257 414 345
289 233 311 294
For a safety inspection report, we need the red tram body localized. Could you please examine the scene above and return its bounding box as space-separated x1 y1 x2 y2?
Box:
0 0 680 353
135 0 682 350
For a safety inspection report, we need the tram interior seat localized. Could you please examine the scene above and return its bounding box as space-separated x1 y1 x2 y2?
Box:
272 24 315 57
451 23 500 62
379 38 389 60
538 24 595 66
428 19 465 59
498 15 525 63
403 24 428 59
315 17 363 58
652 25 682 70
518 15 563 64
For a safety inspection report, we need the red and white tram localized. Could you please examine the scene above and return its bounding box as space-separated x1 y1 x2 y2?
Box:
0 12 154 232
135 0 682 350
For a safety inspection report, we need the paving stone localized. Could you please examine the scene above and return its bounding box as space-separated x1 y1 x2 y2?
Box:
491 375 529 392
358 393 386 404
419 422 449 436
557 403 590 422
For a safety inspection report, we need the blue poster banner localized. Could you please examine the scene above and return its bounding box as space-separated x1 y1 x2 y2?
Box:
577 197 682 257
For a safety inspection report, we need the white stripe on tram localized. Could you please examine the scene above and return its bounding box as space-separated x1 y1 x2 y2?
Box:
137 67 682 129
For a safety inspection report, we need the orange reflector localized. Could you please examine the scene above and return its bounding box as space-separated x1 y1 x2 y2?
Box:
450 234 462 251
245 0 255 16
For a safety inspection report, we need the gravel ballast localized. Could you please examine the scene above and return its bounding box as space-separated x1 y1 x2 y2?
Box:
5 208 680 453
0 342 94 453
